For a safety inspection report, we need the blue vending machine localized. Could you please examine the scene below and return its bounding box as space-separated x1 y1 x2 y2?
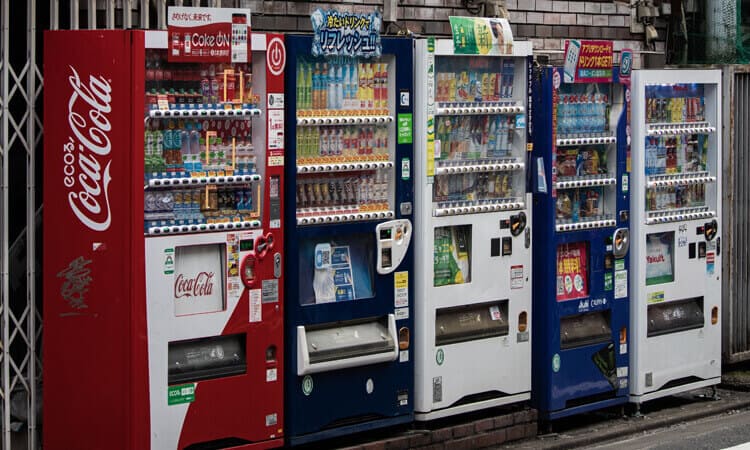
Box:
284 28 415 445
531 58 632 421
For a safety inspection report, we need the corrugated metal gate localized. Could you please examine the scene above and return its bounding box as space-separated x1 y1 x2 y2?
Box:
0 2 231 449
722 65 750 364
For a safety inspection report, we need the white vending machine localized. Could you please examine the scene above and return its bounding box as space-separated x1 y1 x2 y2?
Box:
630 69 722 407
413 36 533 420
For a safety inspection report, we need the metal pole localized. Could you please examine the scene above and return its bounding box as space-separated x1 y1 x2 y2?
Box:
1 1 11 449
105 0 114 29
26 0 37 447
50 0 59 30
140 0 149 30
123 0 132 29
70 0 79 29
87 0 96 29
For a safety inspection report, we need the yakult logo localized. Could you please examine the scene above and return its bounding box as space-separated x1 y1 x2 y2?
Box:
647 254 665 264
175 272 215 298
64 66 113 232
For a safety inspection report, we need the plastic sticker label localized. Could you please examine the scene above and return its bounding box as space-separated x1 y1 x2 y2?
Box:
164 248 175 275
395 307 409 320
604 272 613 291
266 368 278 382
436 348 445 365
647 291 665 304
614 270 627 299
620 343 627 354
401 158 411 181
168 384 195 406
622 174 629 192
510 265 524 289
614 259 625 271
707 252 715 275
249 289 262 322
399 350 409 363
617 366 628 378
394 271 409 307
302 375 313 396
552 353 561 373
398 113 413 144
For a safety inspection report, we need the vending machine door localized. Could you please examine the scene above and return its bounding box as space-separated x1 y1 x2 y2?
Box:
284 33 415 445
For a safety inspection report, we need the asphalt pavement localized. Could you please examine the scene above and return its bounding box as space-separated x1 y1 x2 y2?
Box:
504 365 750 450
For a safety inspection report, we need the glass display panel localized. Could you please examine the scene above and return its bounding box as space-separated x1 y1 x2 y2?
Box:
646 232 675 285
644 84 705 124
435 56 516 103
168 334 246 384
143 49 262 233
298 233 375 305
647 297 704 337
557 242 589 301
434 225 472 286
174 244 226 316
435 300 509 346
556 82 612 137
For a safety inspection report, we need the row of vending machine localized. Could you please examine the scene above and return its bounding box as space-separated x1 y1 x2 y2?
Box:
42 24 722 450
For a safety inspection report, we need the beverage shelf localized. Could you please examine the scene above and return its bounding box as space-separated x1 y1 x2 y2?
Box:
555 177 616 190
435 101 524 116
297 161 393 174
555 217 616 232
148 108 261 119
145 173 261 188
296 115 393 126
296 209 395 225
646 121 715 136
146 219 262 236
556 134 616 147
433 199 525 217
646 171 715 188
434 159 524 175
646 207 715 225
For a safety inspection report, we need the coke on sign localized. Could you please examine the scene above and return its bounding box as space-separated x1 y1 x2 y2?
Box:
65 66 113 232
175 272 216 298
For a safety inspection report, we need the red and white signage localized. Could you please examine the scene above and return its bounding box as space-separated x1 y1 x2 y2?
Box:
174 244 225 315
168 7 251 63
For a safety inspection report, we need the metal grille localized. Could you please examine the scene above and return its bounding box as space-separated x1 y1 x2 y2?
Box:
723 66 750 363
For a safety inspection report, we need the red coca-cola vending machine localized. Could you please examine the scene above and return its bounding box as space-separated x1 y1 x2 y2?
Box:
43 8 286 449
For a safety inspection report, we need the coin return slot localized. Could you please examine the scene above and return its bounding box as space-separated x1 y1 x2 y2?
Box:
435 300 509 346
560 311 611 350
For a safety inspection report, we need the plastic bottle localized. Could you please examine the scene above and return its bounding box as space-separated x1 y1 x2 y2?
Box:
181 122 191 172
208 65 219 104
190 122 202 173
327 63 336 110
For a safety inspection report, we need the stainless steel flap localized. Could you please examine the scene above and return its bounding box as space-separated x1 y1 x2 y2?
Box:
297 315 399 375
435 300 509 346
648 297 704 337
168 334 246 385
306 318 395 364
560 311 611 349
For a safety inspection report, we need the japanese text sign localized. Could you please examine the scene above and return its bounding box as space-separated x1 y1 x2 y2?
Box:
310 9 382 58
167 7 251 63
563 40 613 83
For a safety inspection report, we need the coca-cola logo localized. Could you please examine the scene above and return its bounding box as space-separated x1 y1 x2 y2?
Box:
64 66 113 232
175 272 215 298
647 254 665 264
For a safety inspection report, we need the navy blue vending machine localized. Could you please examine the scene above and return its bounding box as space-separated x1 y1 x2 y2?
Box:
283 11 414 446
531 44 632 421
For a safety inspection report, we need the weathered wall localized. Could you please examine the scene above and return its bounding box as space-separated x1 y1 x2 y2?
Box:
242 0 665 67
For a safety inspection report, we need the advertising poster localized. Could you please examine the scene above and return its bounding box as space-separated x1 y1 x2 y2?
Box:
310 9 382 58
646 232 675 285
449 16 513 55
167 7 251 63
563 40 613 83
556 242 589 301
